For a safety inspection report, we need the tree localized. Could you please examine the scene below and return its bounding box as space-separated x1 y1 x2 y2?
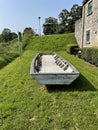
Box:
11 32 18 40
43 17 58 35
58 5 82 33
2 28 11 42
68 4 82 32
58 9 69 33
70 4 82 21
0 34 3 43
23 27 35 35
1 28 18 42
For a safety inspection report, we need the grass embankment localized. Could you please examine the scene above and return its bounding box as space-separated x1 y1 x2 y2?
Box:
24 33 77 52
0 33 98 130
0 39 19 68
0 33 76 69
0 35 33 69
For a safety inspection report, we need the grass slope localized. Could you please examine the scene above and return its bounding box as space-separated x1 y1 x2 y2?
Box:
24 33 77 52
0 39 19 68
0 34 98 130
0 36 30 69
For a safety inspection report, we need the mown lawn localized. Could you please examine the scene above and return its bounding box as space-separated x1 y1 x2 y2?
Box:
0 50 98 130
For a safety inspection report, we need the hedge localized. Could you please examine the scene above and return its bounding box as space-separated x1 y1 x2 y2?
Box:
81 47 98 67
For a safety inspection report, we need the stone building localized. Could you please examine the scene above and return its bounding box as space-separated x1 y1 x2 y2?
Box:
75 0 98 48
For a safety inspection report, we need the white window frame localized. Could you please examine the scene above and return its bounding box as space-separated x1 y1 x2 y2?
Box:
88 1 93 15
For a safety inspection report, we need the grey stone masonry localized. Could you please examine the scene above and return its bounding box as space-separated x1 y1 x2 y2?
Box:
75 18 82 48
75 0 98 48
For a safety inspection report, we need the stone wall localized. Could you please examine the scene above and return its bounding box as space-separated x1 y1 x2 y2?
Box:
75 0 98 48
75 18 82 48
91 0 98 46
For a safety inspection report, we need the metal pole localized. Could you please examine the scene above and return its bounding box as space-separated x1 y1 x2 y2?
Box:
18 32 22 57
82 5 85 48
38 16 41 36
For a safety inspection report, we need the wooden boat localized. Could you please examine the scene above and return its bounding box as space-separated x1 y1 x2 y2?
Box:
30 53 79 85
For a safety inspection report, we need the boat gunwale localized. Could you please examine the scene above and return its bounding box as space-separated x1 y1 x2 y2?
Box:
30 52 79 75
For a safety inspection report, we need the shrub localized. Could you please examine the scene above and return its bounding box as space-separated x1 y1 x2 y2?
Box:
69 45 79 54
81 47 98 66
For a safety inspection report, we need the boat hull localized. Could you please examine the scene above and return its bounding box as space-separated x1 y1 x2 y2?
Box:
30 53 79 85
31 73 79 85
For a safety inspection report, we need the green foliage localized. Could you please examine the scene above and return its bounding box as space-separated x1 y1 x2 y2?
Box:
81 47 98 66
68 4 82 32
23 27 35 36
0 34 3 42
2 28 11 42
1 28 17 43
58 4 82 33
11 32 18 40
70 4 82 21
43 17 58 35
58 9 69 33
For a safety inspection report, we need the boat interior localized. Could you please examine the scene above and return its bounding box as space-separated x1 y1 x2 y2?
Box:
34 53 74 73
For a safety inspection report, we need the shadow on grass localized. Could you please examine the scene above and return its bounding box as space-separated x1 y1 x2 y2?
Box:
46 74 96 92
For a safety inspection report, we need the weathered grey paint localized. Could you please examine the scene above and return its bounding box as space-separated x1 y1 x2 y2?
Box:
30 53 79 85
75 0 98 48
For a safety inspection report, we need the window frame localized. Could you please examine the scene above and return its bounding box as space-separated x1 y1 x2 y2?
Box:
86 30 90 44
88 1 93 15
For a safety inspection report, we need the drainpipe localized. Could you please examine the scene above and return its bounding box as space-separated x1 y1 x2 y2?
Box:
82 5 85 48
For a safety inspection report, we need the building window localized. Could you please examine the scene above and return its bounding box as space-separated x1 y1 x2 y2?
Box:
88 1 92 15
86 30 90 44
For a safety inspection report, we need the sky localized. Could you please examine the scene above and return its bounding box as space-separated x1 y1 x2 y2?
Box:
0 0 82 34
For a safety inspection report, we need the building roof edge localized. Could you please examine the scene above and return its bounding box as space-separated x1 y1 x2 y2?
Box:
83 0 89 5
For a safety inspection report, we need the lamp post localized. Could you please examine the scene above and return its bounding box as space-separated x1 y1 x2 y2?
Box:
38 16 41 36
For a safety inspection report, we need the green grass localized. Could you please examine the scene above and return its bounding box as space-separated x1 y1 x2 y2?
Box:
0 33 76 69
0 34 98 130
0 39 19 68
24 33 77 52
